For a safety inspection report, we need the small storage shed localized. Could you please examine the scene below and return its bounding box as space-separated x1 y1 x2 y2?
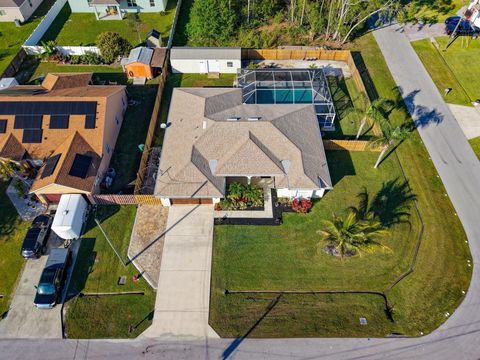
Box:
146 29 162 48
121 47 154 80
52 194 88 240
170 47 242 74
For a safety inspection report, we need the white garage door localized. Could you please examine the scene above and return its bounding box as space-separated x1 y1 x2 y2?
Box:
207 60 220 73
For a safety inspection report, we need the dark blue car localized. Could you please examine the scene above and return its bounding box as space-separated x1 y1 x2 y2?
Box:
445 16 480 35
20 215 52 259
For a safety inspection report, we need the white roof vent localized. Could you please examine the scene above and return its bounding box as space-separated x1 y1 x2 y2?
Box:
227 117 240 121
202 120 207 129
208 159 217 175
281 160 290 174
247 117 260 121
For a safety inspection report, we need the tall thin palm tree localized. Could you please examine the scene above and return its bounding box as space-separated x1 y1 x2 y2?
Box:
319 212 390 258
347 95 389 140
370 125 410 169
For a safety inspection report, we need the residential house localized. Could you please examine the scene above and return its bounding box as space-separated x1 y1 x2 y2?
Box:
67 0 167 20
0 73 127 204
0 0 44 22
154 86 333 206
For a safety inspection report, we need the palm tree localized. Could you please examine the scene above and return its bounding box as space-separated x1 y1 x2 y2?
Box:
370 125 410 169
227 182 244 201
318 212 390 258
347 95 390 140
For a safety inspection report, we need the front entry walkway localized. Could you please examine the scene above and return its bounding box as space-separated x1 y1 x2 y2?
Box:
142 205 219 339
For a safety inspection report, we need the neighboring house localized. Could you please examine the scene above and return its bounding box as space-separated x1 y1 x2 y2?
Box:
120 46 166 80
170 47 242 74
154 86 333 207
0 73 127 204
67 0 167 20
0 0 44 22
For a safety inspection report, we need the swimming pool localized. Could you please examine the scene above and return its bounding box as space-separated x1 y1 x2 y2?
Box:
255 89 314 104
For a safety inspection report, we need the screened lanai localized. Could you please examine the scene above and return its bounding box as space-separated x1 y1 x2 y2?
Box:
236 68 336 129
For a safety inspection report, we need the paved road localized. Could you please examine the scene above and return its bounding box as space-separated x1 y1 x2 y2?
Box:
2 25 480 359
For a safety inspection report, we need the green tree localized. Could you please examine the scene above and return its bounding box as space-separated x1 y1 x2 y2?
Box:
319 212 390 258
0 160 17 181
348 95 390 140
187 0 237 46
96 32 132 64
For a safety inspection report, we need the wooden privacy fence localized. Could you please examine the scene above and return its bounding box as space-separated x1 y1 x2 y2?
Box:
323 139 381 152
91 194 161 205
243 48 382 137
134 52 170 194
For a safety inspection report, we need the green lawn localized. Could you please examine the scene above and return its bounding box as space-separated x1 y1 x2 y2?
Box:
41 0 177 47
411 38 475 106
26 62 157 193
0 181 29 316
65 205 155 338
211 33 472 338
469 137 480 160
410 0 463 23
212 151 419 337
325 76 373 139
153 73 236 145
0 0 56 75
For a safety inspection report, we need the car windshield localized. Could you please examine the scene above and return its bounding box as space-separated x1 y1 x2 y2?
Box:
37 283 55 295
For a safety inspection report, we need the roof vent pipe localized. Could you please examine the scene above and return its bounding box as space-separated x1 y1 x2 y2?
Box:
247 117 260 121
202 120 207 129
227 117 240 121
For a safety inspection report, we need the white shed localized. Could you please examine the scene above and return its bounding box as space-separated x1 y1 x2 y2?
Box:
170 47 242 74
52 194 88 240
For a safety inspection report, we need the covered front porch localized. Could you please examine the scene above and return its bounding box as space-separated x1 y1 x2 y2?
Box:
90 0 123 20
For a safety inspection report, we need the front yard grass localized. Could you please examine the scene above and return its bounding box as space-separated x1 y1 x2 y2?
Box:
41 0 177 47
469 137 480 160
211 151 419 337
0 181 29 316
65 205 155 338
0 0 56 74
411 38 474 106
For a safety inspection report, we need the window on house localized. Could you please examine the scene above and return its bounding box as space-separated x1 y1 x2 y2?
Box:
150 0 155 6
127 0 137 7
0 10 6 16
227 61 233 67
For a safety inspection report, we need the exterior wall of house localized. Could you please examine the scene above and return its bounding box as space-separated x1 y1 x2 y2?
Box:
0 0 43 22
32 184 90 204
276 188 326 199
171 59 241 74
125 62 153 79
68 0 167 14
96 89 128 192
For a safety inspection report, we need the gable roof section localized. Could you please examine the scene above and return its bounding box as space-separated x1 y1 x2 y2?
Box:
0 0 23 7
0 133 25 161
42 73 93 91
121 47 153 66
155 87 332 198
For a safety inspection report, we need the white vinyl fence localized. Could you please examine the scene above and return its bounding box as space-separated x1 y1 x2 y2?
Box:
23 45 100 56
23 0 67 46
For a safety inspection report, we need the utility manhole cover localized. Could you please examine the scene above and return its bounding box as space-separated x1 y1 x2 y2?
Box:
359 317 367 325
118 276 126 285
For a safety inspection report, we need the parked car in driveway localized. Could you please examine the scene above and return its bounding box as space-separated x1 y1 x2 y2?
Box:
34 248 71 309
445 16 480 35
20 215 53 259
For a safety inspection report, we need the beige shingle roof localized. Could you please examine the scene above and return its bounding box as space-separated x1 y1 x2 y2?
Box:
155 88 332 198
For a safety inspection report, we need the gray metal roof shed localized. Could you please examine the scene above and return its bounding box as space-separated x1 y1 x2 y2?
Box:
170 47 242 60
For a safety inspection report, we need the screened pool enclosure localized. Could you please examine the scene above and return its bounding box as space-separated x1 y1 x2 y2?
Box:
237 68 336 129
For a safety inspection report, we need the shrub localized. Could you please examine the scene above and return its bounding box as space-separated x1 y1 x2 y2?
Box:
96 32 132 64
14 179 27 198
80 51 102 65
291 198 312 214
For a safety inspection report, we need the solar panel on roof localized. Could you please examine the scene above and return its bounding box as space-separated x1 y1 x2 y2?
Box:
40 154 61 179
69 154 92 178
14 115 42 129
85 115 96 129
22 129 42 143
0 101 97 116
49 115 69 129
0 119 6 133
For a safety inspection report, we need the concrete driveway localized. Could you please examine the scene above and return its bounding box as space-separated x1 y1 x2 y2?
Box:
0 233 78 339
448 104 480 139
142 204 219 339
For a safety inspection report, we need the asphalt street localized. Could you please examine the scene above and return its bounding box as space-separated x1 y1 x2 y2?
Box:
1 24 480 359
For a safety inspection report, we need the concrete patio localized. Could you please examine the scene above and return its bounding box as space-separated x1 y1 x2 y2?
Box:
6 177 46 221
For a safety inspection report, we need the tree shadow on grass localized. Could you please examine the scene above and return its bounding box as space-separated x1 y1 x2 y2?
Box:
350 178 417 228
83 205 121 234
